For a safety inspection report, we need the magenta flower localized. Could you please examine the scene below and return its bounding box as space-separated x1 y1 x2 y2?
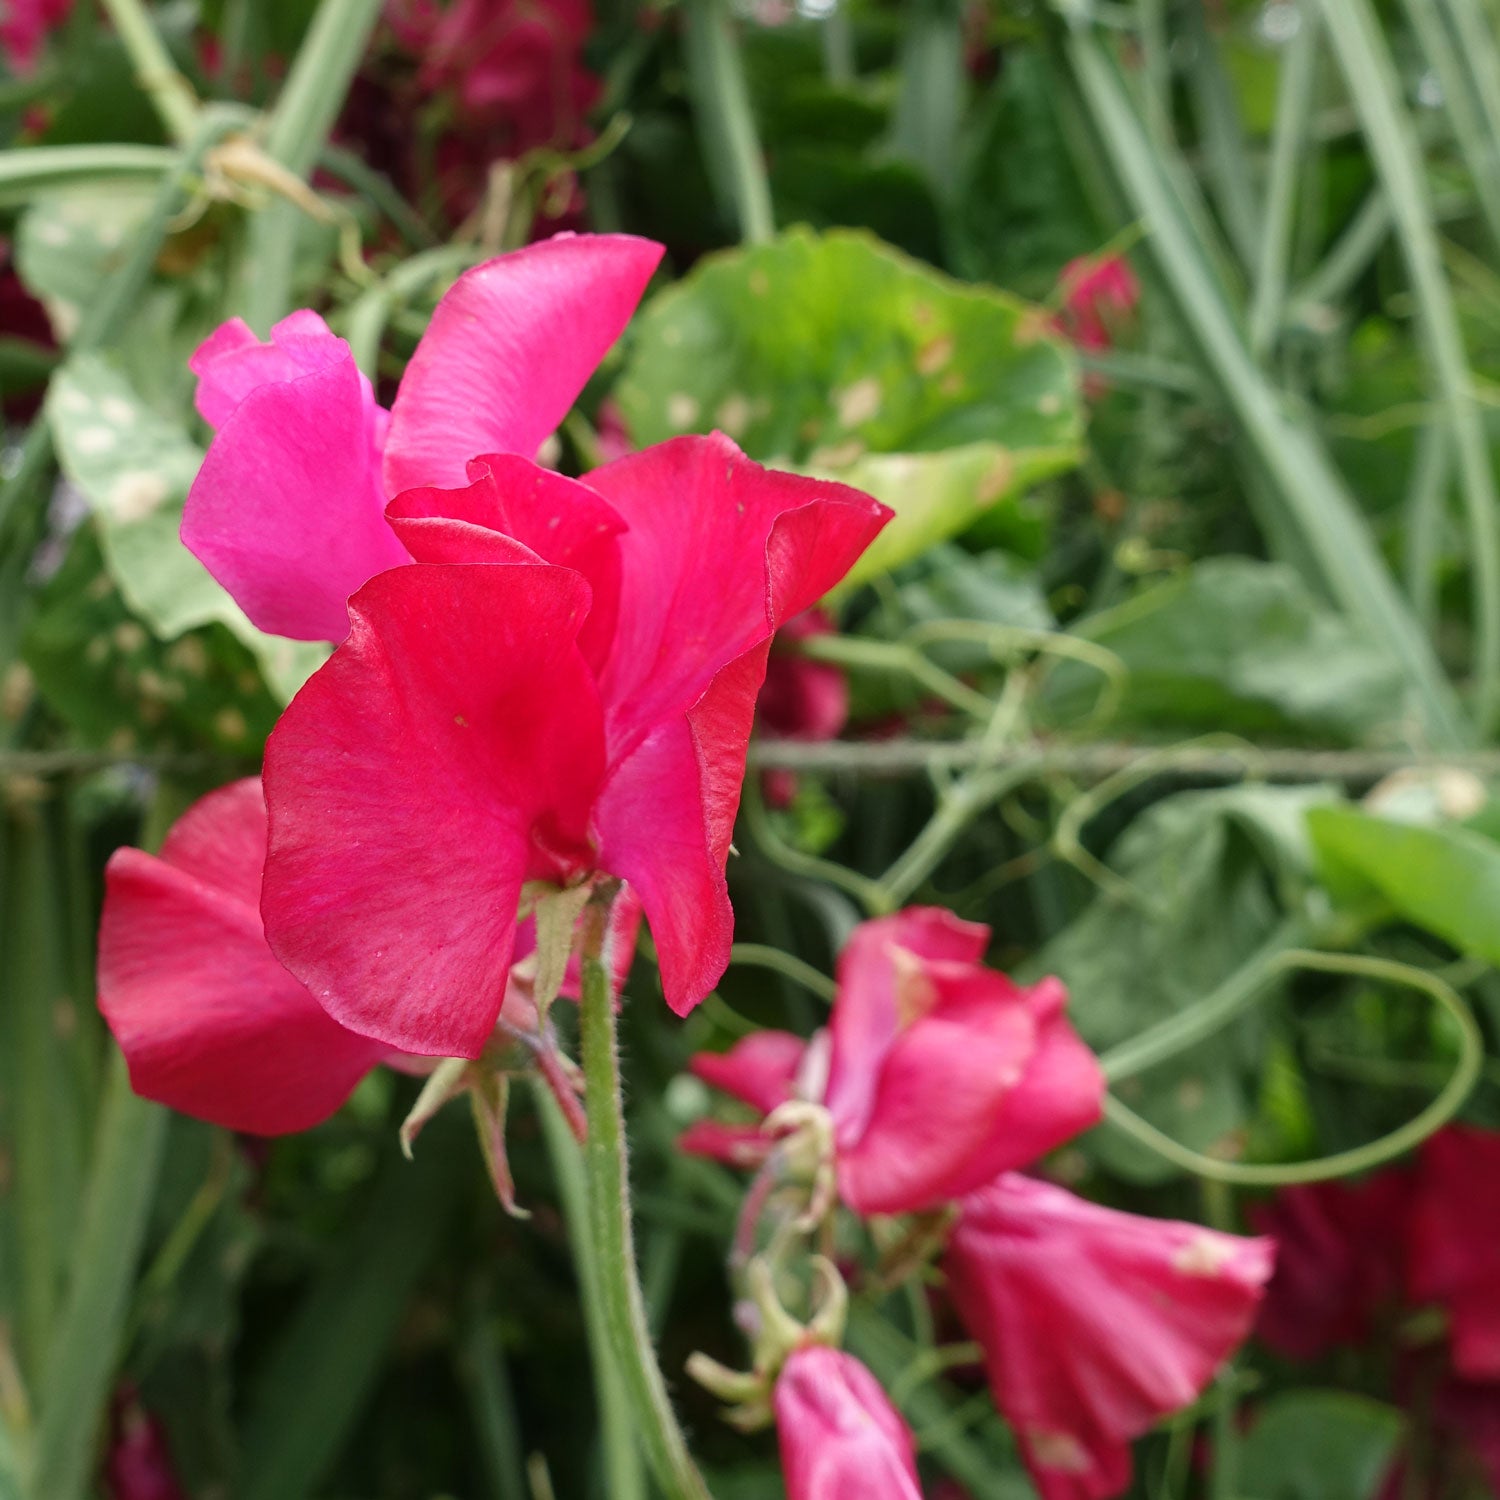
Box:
1055 254 1139 354
1248 1170 1412 1361
682 908 1104 1215
98 779 389 1135
1407 1125 1500 1380
182 233 663 642
774 1345 922 1500
257 437 889 1051
944 1174 1273 1500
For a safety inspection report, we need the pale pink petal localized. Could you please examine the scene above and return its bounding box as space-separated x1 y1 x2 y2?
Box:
382 233 664 494
97 781 385 1134
182 353 406 642
261 563 606 1058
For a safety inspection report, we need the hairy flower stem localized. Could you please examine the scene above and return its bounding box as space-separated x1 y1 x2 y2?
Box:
578 888 713 1500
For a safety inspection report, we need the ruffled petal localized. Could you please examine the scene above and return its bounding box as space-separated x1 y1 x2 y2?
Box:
382 233 664 494
190 311 364 429
261 562 606 1058
182 350 406 642
97 781 385 1134
824 908 989 1141
945 1175 1273 1500
387 454 625 670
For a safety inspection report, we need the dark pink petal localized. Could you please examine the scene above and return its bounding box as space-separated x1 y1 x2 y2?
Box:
945 1175 1273 1500
382 233 664 495
676 1119 774 1170
97 781 385 1135
691 1030 808 1113
387 454 625 670
774 1346 922 1500
587 434 890 764
824 908 989 1141
1407 1125 1500 1379
182 351 406 642
1248 1170 1413 1360
262 563 606 1058
834 963 1038 1216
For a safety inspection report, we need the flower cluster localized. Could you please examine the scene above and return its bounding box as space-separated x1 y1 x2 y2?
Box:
98 233 890 1158
1253 1125 1500 1493
681 909 1274 1500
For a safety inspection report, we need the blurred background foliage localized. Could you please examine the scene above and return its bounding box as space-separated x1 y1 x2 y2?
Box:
3 0 1500 1495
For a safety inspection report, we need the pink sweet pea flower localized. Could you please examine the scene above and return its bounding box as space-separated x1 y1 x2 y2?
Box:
944 1174 1273 1500
99 777 634 1135
257 436 890 1050
97 779 390 1135
774 1345 922 1500
756 607 849 809
105 1386 186 1500
1 0 72 75
1247 1169 1412 1361
182 232 663 642
1407 1125 1500 1380
681 908 1104 1216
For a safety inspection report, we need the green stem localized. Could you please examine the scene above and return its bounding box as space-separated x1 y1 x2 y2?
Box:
890 0 966 200
536 1086 646 1500
728 943 836 1004
1318 0 1500 734
1057 12 1469 748
29 1055 167 1500
1249 14 1320 357
578 891 712 1500
96 0 200 144
1102 949 1484 1185
682 0 774 244
0 143 177 202
236 0 385 332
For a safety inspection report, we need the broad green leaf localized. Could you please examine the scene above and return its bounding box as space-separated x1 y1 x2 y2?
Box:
615 226 1082 589
1238 1391 1403 1500
1309 804 1500 965
1041 558 1407 741
46 353 327 703
1033 784 1339 1181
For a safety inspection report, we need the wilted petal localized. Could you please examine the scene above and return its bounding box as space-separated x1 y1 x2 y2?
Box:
262 563 606 1058
774 1346 922 1500
945 1175 1273 1500
383 233 664 495
97 781 385 1134
183 350 405 642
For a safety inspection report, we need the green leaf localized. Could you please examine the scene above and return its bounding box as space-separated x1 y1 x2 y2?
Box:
1034 784 1337 1181
1041 558 1407 741
46 352 327 703
615 226 1082 589
1309 804 1500 964
1238 1390 1403 1500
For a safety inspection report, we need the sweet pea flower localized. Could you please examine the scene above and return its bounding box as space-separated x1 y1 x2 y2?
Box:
257 435 889 1051
756 607 849 809
182 232 663 642
774 1345 922 1500
944 1174 1273 1500
1055 254 1139 354
681 908 1104 1216
105 1386 186 1500
1407 1124 1500 1380
1248 1169 1412 1361
98 778 635 1136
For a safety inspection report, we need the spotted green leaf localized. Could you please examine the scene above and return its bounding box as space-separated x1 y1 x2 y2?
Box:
46 353 327 704
615 227 1082 590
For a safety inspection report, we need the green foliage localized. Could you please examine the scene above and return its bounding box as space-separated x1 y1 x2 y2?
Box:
617 226 1082 589
1237 1391 1405 1500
